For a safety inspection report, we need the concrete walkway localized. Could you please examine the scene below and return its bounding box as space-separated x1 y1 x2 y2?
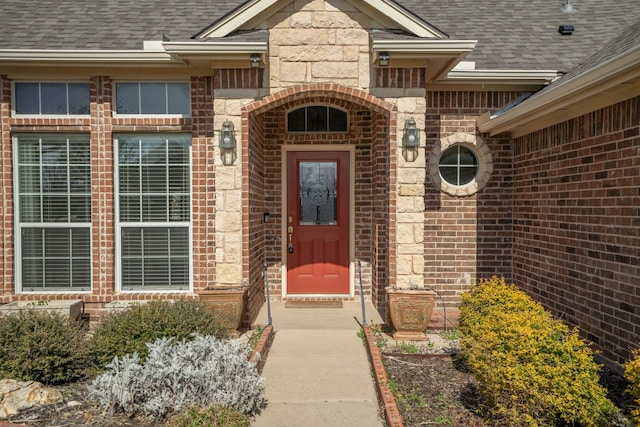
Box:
251 301 385 427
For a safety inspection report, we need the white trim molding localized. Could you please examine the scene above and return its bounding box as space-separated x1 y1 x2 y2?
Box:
478 44 640 138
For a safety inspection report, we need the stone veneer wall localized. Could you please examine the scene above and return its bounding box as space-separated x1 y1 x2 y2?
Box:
423 91 523 306
266 0 372 90
512 97 640 365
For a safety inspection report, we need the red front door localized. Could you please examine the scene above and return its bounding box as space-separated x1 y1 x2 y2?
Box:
286 151 350 294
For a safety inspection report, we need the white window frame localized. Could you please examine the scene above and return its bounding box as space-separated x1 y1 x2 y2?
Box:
114 134 193 293
113 81 191 118
12 81 91 118
13 134 92 294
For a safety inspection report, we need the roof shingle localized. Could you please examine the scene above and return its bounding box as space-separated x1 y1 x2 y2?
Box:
0 0 638 73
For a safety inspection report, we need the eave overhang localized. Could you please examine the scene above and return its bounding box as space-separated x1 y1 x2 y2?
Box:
0 49 178 65
372 39 477 83
477 45 640 138
0 41 269 69
445 69 560 86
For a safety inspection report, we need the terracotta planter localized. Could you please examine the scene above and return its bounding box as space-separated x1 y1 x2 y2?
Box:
198 287 248 330
386 287 436 341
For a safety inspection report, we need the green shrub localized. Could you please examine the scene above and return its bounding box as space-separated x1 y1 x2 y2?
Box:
88 299 228 369
0 310 87 384
166 406 251 427
460 276 623 427
625 349 640 426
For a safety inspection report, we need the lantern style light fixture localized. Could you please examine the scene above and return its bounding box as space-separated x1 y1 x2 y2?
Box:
378 52 390 67
402 117 420 162
219 120 237 166
250 53 261 68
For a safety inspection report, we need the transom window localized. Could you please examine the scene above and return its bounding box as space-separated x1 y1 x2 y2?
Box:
14 82 90 116
15 135 91 291
287 105 348 132
439 145 479 186
116 135 191 291
114 82 190 116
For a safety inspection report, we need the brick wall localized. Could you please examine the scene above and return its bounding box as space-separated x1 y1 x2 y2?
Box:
0 75 216 321
243 84 395 307
0 76 13 301
373 68 425 88
512 97 640 364
424 91 523 306
190 76 216 292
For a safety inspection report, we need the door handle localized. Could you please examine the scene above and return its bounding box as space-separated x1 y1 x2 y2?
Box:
287 229 294 254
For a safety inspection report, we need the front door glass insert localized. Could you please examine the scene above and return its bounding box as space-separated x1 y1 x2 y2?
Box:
299 161 337 225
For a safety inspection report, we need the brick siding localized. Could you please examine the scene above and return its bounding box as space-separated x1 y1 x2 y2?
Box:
242 84 396 308
512 97 640 364
424 91 523 306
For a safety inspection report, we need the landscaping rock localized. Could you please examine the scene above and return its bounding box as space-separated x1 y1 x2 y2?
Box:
0 379 63 418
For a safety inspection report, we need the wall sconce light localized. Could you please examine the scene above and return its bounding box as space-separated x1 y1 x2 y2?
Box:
378 52 390 67
219 120 237 166
250 53 261 68
402 117 420 162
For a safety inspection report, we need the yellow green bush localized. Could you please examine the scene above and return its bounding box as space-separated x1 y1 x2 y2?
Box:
460 276 622 427
625 349 640 425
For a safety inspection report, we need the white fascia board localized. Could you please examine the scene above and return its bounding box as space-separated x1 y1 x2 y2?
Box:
162 41 268 54
359 0 445 38
447 69 559 82
478 45 640 135
0 49 176 63
196 0 280 39
372 39 478 54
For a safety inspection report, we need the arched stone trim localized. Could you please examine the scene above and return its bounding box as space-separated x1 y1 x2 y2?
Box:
428 132 493 197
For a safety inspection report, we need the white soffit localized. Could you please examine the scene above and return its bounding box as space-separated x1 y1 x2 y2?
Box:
478 45 640 137
0 49 177 63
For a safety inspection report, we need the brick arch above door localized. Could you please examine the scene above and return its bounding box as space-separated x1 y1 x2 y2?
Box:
240 83 401 305
241 83 397 117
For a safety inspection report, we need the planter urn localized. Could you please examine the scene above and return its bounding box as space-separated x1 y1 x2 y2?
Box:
198 287 248 330
386 287 436 341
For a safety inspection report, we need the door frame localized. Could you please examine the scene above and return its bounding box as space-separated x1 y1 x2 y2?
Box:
281 145 355 298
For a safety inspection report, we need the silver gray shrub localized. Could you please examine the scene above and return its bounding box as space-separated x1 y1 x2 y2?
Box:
88 334 265 419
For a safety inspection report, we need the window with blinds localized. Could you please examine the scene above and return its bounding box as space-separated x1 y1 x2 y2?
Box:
15 135 91 291
116 135 191 291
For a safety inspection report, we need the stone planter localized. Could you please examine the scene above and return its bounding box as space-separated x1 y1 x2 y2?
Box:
198 287 248 330
386 287 436 341
0 300 83 320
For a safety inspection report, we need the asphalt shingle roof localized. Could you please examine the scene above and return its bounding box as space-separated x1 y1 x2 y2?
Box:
0 0 638 73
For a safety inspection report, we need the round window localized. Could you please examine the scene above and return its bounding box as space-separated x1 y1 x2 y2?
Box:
428 132 493 197
438 145 478 186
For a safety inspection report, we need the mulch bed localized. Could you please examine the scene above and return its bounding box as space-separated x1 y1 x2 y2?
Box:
382 353 485 426
3 379 163 427
381 352 636 427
